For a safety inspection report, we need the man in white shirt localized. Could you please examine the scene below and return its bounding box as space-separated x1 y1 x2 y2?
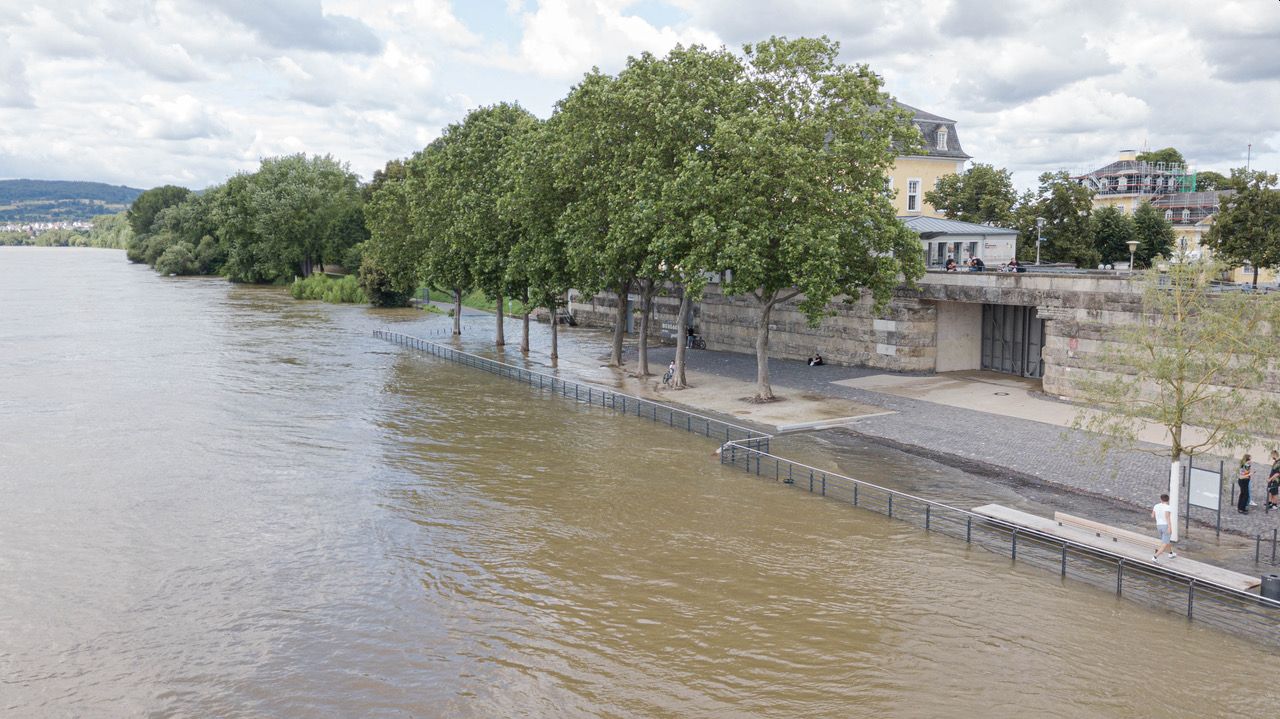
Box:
1152 493 1176 562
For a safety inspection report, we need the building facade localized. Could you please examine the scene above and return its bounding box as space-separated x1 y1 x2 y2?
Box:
887 103 970 219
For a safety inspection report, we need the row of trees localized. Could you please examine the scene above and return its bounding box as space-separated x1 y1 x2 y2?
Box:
0 216 129 248
925 165 1177 268
124 155 367 283
361 37 925 401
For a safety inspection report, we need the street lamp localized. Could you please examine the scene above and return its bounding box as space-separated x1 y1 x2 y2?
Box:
1034 217 1046 265
1126 239 1139 273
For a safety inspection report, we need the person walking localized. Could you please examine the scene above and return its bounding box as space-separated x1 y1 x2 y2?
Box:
1152 493 1176 562
1237 454 1253 514
1267 450 1280 512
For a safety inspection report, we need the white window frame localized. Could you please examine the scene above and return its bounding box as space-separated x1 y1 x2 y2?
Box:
906 178 922 213
935 127 948 150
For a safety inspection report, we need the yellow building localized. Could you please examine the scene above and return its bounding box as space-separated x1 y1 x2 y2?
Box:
887 103 970 219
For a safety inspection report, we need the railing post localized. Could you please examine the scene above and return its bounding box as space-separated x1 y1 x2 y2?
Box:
888 494 893 518
1061 544 1067 577
1273 529 1278 564
925 505 930 530
821 474 826 496
1187 580 1195 620
1011 528 1017 560
853 484 859 506
966 516 971 543
1117 559 1124 596
1258 533 1263 564
808 470 813 492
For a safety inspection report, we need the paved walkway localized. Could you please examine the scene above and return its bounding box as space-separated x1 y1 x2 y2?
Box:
638 344 1280 539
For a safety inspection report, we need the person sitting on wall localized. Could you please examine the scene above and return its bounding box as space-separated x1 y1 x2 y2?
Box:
944 258 958 272
808 353 824 367
969 257 985 271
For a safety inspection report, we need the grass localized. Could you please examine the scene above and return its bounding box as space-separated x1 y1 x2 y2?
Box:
426 288 531 315
290 274 367 304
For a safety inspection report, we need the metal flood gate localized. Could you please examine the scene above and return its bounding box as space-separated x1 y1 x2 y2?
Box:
981 304 1045 378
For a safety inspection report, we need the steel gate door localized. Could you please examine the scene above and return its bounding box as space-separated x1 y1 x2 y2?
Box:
981 304 1045 378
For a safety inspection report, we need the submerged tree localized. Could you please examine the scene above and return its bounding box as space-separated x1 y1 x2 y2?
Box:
710 36 924 401
1071 261 1280 541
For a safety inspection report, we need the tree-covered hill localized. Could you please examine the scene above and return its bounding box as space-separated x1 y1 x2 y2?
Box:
0 179 144 221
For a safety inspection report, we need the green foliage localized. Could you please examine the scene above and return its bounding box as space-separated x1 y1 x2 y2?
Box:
1194 170 1228 191
155 241 198 275
358 253 414 307
87 212 134 249
1132 201 1176 268
1090 205 1136 265
0 228 94 246
361 160 423 307
1071 260 1280 462
1031 171 1098 267
924 163 1018 226
127 185 192 236
1203 168 1280 282
289 274 367 303
1136 147 1185 166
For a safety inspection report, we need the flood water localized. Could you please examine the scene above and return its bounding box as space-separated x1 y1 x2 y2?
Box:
1 247 1275 718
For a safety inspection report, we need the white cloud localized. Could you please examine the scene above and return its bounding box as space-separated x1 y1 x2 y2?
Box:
0 0 1275 191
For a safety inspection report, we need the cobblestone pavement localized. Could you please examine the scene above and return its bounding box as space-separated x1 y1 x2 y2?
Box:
640 344 1280 542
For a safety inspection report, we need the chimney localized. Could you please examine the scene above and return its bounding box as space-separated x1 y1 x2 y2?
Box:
1118 149 1137 161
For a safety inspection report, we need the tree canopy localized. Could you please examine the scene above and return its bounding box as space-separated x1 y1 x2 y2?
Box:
1136 147 1185 166
924 163 1018 227
1204 168 1280 286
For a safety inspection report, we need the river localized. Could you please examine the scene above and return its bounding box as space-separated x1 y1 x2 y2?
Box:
0 247 1273 717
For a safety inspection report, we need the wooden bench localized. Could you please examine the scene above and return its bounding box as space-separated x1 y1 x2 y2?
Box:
1054 512 1162 552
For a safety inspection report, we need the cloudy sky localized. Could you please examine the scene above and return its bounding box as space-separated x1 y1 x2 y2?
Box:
0 0 1276 191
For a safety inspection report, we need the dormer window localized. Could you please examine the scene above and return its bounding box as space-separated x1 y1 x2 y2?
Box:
1181 209 1190 222
1164 210 1173 221
935 127 948 150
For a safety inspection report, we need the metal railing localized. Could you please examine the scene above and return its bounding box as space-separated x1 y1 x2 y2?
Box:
375 329 768 449
376 328 1280 645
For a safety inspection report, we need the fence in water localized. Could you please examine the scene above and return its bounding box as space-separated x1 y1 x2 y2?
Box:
376 328 1280 645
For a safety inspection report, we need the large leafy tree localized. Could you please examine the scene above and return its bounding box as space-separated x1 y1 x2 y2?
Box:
924 163 1018 227
1034 171 1097 267
248 153 364 280
1136 147 1185 166
1204 168 1280 287
1091 204 1136 266
125 184 191 262
1194 170 1228 192
551 69 645 366
711 36 924 401
1132 200 1176 268
410 138 473 335
1072 261 1280 541
361 159 422 307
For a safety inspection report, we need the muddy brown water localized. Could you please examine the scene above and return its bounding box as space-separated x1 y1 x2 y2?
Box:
1 247 1275 718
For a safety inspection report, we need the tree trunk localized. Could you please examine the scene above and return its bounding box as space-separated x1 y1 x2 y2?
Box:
637 280 657 377
754 296 776 402
1168 457 1182 543
673 288 691 389
550 308 559 362
609 279 630 367
520 289 531 354
1253 264 1260 289
453 288 463 335
495 293 505 347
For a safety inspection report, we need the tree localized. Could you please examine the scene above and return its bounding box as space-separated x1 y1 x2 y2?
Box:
1090 205 1136 266
1034 171 1097 267
551 69 646 367
361 159 424 307
1071 261 1280 541
1136 147 1185 167
924 163 1018 227
126 185 191 236
1132 200 1176 268
1194 170 1228 192
1204 168 1280 287
155 241 198 275
248 154 364 280
711 36 925 401
410 138 475 335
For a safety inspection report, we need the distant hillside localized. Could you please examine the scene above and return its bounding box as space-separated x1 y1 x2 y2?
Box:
0 179 144 222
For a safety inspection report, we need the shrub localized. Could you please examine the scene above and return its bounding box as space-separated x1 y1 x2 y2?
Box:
155 241 198 275
289 273 367 304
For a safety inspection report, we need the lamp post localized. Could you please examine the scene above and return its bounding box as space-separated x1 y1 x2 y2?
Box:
1126 239 1139 273
1034 217 1046 265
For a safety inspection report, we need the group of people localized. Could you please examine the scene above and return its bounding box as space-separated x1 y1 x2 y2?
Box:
940 257 1027 273
1236 450 1280 514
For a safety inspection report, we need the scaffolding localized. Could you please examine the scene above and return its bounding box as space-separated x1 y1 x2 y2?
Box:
1075 159 1194 196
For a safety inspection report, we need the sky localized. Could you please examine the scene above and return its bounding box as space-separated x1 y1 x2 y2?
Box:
0 0 1276 192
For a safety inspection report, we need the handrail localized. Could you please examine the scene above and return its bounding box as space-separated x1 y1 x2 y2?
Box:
376 327 1280 626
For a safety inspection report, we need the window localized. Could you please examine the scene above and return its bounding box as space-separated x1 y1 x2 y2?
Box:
907 179 921 212
935 127 948 150
1181 209 1190 222
1164 209 1173 221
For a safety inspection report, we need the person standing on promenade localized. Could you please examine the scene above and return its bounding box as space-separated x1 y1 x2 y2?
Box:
1237 454 1253 514
1153 493 1176 561
1267 450 1280 512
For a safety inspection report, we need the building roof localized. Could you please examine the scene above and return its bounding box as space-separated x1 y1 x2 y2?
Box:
898 215 1019 238
1149 190 1232 208
892 101 971 160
